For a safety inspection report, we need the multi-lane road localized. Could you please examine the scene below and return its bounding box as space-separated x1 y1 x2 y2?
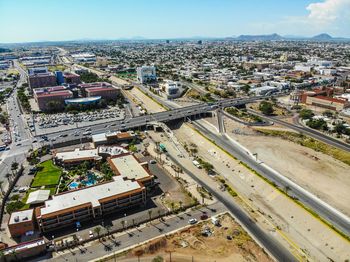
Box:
247 109 350 152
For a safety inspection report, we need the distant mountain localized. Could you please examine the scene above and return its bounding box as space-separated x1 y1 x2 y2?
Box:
236 33 283 41
311 33 333 40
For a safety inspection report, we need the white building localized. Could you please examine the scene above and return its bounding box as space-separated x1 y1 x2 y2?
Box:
294 64 313 73
161 80 182 99
250 85 279 96
71 53 96 63
137 66 157 84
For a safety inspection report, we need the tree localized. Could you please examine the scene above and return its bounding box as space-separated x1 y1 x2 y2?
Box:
94 226 102 240
201 162 214 174
5 173 12 182
322 110 333 118
148 210 153 220
105 225 112 236
259 101 274 115
334 123 347 135
299 109 314 120
306 119 328 131
241 85 250 94
11 162 19 175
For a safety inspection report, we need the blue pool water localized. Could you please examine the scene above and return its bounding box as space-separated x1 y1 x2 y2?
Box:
69 182 79 190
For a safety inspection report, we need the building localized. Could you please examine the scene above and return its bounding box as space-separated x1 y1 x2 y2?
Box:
86 86 120 101
305 95 349 111
250 85 279 96
137 66 157 84
108 153 154 190
161 80 182 99
34 87 73 111
92 131 138 147
71 53 96 63
55 71 64 85
63 72 81 85
35 176 146 232
8 209 35 237
54 148 102 167
28 71 57 89
1 238 46 262
79 82 120 101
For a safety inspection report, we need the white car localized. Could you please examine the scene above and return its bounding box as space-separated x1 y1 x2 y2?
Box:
89 230 94 238
188 218 198 225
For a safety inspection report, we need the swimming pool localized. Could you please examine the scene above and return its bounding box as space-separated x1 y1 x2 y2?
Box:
69 181 79 190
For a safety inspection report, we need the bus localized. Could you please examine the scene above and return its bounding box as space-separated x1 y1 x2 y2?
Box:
159 144 167 152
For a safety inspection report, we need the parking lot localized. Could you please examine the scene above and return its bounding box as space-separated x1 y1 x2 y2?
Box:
29 107 126 136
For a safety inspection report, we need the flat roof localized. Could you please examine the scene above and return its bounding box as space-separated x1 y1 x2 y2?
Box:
110 154 150 181
55 148 101 162
86 87 118 92
26 190 50 205
39 176 142 217
9 209 34 225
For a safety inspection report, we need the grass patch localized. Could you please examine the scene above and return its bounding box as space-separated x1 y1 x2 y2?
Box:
31 160 62 187
255 129 350 166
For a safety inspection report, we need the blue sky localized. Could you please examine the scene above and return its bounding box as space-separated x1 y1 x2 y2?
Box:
0 0 349 43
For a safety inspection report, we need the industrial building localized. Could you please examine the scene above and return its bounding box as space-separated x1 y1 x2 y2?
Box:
71 53 96 63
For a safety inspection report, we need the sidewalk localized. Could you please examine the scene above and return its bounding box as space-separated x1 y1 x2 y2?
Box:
47 202 225 262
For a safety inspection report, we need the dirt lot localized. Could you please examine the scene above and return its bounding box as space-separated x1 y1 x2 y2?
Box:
112 214 272 262
219 115 350 217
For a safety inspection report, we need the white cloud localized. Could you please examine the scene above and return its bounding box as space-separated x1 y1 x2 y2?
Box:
248 0 350 37
306 0 350 25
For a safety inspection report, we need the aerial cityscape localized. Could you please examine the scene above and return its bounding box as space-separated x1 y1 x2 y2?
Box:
0 0 350 261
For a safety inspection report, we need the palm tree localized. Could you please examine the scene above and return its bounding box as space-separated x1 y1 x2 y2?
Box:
170 202 175 212
0 181 4 197
179 201 183 210
105 225 112 236
121 220 126 230
5 173 12 183
148 210 152 220
11 162 19 175
94 226 101 240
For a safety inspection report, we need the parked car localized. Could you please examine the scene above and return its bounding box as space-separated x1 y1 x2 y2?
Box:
188 218 198 225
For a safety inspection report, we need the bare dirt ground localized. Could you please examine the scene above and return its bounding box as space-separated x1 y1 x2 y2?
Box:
217 115 350 217
111 214 273 262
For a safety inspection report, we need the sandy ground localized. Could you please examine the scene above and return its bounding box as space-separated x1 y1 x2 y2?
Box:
123 89 350 261
173 121 350 261
112 214 272 262
218 115 350 217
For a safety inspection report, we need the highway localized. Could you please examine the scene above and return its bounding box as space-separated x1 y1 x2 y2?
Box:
0 61 32 189
167 154 296 261
247 109 350 152
37 96 265 143
192 120 350 237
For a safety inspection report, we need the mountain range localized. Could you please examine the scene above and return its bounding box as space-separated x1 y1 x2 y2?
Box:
231 33 348 41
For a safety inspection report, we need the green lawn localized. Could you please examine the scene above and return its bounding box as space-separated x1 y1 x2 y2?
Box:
31 160 62 187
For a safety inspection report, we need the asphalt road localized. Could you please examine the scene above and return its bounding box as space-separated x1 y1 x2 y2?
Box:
248 109 350 152
45 202 227 262
167 152 296 262
193 120 350 237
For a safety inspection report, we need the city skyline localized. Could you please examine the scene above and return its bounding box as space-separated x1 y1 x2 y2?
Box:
1 0 350 43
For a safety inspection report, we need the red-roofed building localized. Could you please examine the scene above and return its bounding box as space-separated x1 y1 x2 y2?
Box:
34 88 73 111
79 82 120 101
64 72 81 85
305 95 349 111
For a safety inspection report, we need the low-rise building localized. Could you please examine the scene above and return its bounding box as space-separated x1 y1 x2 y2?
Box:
28 72 57 89
92 131 138 147
35 176 146 232
34 87 73 111
64 72 81 85
305 95 349 111
8 209 35 237
108 153 154 190
54 148 102 167
160 80 182 99
79 82 120 101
